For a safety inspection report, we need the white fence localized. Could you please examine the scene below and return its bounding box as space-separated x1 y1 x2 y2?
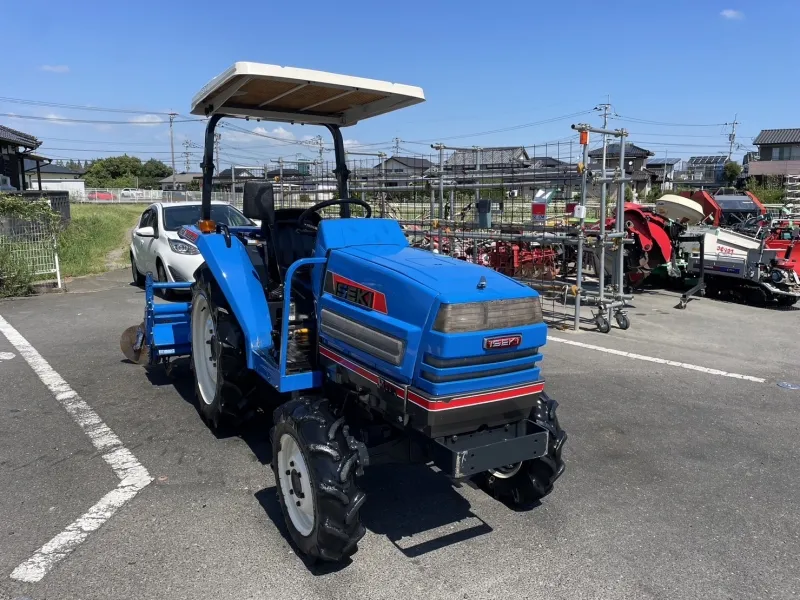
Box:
0 216 61 286
71 186 336 208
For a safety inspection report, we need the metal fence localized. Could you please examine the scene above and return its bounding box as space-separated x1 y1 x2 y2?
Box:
0 214 61 287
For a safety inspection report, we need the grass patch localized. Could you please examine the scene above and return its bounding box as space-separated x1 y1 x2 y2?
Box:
58 204 144 277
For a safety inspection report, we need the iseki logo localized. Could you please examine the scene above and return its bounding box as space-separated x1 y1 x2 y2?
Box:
483 335 522 350
335 282 375 309
326 272 388 313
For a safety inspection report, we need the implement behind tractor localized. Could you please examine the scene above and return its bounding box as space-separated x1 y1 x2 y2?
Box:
121 63 566 563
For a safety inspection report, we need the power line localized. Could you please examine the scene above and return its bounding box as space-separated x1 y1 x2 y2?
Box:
0 112 200 124
403 110 595 144
610 114 730 127
0 96 178 116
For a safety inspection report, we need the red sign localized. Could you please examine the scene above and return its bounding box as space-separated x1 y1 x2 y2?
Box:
328 272 388 313
483 335 522 350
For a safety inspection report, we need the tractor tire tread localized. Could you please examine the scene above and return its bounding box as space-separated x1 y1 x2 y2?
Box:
271 398 365 562
476 394 566 508
308 443 341 462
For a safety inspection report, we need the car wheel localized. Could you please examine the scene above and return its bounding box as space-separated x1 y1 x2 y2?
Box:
130 252 145 287
156 261 173 300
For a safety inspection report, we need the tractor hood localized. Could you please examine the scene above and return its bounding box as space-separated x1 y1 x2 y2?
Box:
338 245 533 303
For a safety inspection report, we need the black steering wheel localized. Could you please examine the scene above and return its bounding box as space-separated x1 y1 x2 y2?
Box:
297 198 372 231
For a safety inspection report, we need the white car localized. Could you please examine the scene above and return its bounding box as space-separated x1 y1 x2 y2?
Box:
129 201 255 287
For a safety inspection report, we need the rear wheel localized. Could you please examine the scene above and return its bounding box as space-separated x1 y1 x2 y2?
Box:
477 394 566 507
190 268 251 433
271 398 366 562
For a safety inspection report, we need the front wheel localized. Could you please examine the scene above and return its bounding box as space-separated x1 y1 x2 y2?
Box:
271 398 366 562
476 394 566 507
130 252 145 287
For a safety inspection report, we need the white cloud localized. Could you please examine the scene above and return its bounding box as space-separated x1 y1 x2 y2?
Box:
720 9 743 19
129 114 164 126
43 113 74 126
222 125 297 144
40 65 70 73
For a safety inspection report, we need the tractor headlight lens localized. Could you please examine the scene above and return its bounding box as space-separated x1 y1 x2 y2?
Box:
169 239 199 255
771 269 785 284
433 297 543 333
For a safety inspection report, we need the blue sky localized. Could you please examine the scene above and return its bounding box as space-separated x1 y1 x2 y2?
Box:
1 0 796 170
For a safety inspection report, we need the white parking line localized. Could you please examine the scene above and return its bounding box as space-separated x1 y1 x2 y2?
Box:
0 314 153 583
549 336 766 384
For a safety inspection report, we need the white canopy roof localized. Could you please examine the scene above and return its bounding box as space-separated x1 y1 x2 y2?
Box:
190 62 425 127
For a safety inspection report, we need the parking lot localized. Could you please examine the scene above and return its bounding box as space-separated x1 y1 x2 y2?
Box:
1 270 799 600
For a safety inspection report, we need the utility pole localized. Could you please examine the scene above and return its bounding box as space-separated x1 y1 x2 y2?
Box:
214 133 221 174
182 140 191 172
595 102 611 313
394 137 401 157
169 113 177 188
271 158 284 203
727 114 738 161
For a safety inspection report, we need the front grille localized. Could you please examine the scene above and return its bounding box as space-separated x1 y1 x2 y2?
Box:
421 347 540 383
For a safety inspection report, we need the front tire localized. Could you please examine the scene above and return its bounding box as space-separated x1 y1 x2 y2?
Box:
190 268 250 433
477 394 566 507
271 398 366 562
130 252 145 287
156 260 173 299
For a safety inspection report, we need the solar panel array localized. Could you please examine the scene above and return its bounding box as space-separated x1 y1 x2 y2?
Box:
687 155 727 165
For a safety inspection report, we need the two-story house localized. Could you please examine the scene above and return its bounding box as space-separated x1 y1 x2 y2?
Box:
588 143 656 197
646 157 682 191
374 156 432 187
749 129 800 178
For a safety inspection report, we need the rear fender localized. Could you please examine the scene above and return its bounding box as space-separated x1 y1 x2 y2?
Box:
193 229 273 365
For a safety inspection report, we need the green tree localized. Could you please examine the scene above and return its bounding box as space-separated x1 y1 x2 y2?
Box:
724 161 742 186
624 185 633 202
138 159 173 189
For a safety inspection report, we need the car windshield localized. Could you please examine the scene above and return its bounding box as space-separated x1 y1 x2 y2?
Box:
162 204 252 231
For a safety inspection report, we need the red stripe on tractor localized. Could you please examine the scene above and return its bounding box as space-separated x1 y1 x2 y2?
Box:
319 345 544 412
319 346 379 385
407 383 544 411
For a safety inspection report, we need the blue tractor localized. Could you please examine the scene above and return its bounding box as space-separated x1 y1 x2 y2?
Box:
121 63 566 562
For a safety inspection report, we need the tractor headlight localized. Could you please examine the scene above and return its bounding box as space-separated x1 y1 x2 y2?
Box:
771 269 785 284
433 297 543 333
169 239 199 255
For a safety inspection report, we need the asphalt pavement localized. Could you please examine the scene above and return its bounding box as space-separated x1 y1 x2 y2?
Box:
1 270 798 600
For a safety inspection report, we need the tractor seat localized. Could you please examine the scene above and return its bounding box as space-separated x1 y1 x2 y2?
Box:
268 209 321 281
241 181 321 284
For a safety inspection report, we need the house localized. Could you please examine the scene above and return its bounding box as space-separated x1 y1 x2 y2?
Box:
646 157 682 191
374 156 431 187
375 156 431 175
23 160 85 195
742 151 759 177
588 143 656 197
683 156 727 184
443 146 529 172
588 143 654 172
528 156 567 169
749 129 800 177
0 125 50 191
159 171 202 191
